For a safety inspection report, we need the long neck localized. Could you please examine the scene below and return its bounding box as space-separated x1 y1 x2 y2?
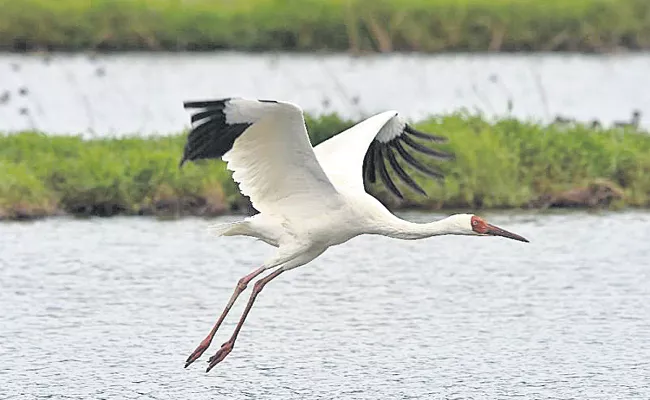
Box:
375 214 458 240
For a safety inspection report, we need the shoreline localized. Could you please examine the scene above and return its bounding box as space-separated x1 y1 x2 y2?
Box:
1 202 647 223
2 113 649 222
0 179 639 222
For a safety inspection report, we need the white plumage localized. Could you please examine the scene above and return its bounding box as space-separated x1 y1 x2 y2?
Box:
222 100 339 219
179 97 529 372
314 110 398 191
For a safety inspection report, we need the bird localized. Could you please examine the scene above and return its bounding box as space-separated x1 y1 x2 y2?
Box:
0 90 10 105
613 110 641 130
552 115 575 126
179 97 529 372
589 119 602 129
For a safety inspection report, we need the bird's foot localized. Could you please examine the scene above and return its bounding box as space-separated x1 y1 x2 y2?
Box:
185 338 211 368
206 340 234 372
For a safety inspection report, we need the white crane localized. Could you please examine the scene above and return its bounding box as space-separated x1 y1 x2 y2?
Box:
179 98 529 372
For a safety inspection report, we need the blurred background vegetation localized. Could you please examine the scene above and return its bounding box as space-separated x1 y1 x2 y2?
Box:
1 0 649 53
2 114 649 219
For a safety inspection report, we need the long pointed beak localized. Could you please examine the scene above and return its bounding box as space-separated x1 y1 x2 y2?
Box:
486 224 529 243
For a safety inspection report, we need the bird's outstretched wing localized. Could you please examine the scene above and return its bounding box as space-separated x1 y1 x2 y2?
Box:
314 111 453 199
180 98 341 216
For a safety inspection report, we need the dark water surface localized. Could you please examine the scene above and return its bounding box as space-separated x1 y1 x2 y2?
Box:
1 211 649 399
1 52 649 135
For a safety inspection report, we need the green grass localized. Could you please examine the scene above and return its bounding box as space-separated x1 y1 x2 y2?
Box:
404 115 650 209
1 0 649 52
1 113 650 220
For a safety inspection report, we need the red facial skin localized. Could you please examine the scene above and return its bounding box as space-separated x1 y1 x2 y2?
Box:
470 215 489 234
470 215 529 242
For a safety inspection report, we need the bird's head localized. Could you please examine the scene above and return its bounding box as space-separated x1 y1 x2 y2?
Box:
445 214 529 243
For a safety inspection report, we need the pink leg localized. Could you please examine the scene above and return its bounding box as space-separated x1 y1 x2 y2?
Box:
184 266 266 368
206 268 285 372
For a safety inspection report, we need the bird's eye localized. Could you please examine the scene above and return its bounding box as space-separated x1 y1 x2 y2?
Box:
472 220 478 226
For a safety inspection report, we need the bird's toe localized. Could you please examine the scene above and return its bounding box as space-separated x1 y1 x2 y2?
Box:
185 339 211 368
206 341 234 372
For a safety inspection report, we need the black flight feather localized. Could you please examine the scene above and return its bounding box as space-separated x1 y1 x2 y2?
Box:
400 134 454 160
404 124 447 143
180 99 251 168
384 146 427 196
390 140 445 180
376 146 404 199
363 141 378 184
183 99 229 110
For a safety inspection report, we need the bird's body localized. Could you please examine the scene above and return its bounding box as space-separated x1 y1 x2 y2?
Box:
218 190 479 256
221 194 379 248
179 98 528 372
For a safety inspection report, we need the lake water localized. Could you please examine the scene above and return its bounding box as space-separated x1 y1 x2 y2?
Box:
0 52 649 135
1 211 649 398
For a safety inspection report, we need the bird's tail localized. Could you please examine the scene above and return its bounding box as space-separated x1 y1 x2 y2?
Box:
208 221 250 237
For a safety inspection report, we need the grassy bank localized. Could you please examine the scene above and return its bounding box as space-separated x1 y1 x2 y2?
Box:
1 0 649 53
2 113 650 220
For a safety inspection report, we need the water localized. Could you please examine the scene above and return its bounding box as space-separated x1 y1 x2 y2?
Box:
1 211 649 398
1 52 649 135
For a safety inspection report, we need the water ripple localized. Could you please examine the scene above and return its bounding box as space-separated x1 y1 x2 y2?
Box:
1 211 649 398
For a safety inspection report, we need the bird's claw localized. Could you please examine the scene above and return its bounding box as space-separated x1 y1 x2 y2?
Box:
206 341 234 372
184 339 211 368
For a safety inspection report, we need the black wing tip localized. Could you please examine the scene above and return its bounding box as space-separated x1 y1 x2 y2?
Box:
384 146 428 196
364 142 378 184
365 118 456 199
399 134 454 161
180 97 253 164
184 98 277 109
404 124 448 143
391 140 446 180
376 146 406 200
183 98 232 110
